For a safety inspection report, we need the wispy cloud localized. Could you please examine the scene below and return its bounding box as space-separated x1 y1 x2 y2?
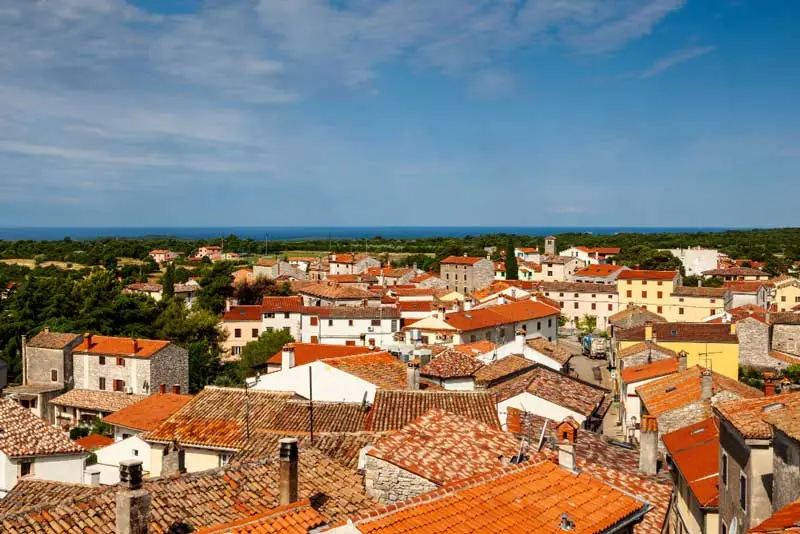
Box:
640 45 716 78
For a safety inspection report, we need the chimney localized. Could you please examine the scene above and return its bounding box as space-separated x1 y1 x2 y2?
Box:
282 344 295 372
406 361 419 390
701 369 713 400
556 419 578 472
515 330 525 353
85 466 101 486
172 385 180 394
677 351 688 373
116 460 150 534
730 322 737 335
159 384 166 394
162 442 185 477
132 338 139 354
497 295 505 305
368 338 376 351
560 513 575 531
85 332 93 348
644 322 653 342
44 327 50 334
638 415 659 475
763 372 777 397
452 300 462 313
279 438 299 506
464 299 473 311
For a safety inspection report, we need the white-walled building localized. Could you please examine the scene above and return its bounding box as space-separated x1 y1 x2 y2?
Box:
666 247 721 277
540 256 584 281
299 307 401 347
540 281 620 330
618 358 679 442
92 435 151 485
0 398 87 497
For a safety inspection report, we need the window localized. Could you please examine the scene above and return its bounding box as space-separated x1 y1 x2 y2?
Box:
573 293 578 298
657 306 663 314
591 303 596 310
324 319 330 326
796 296 800 303
266 327 274 333
591 294 596 298
251 328 258 338
679 308 684 315
626 290 632 298
132 449 139 456
711 309 716 315
345 340 356 346
116 357 125 367
559 302 564 309
722 453 728 486
559 293 564 297
99 377 106 390
219 453 231 467
657 281 663 286
371 319 381 326
282 326 290 333
547 271 553 277
232 346 242 355
545 292 550 297
99 356 105 365
454 274 459 281
50 369 58 382
234 328 241 338
781 296 787 302
608 304 613 311
114 379 125 392
470 334 476 342
284 312 290 319
19 460 33 477
265 312 275 318
641 291 647 298
627 280 632 285
310 316 318 326
391 320 398 332
721 522 727 534
573 302 579 309
537 321 541 330
657 291 663 299
679 297 685 302
740 473 747 510
642 280 647 285
348 319 354 326
710 299 716 304
548 319 552 328
310 336 318 343
463 286 467 294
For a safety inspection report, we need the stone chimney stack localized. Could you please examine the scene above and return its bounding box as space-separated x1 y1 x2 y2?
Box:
281 344 295 372
279 438 299 506
701 369 713 400
677 351 688 373
162 442 185 477
638 415 659 475
116 460 150 534
406 361 419 390
763 372 777 397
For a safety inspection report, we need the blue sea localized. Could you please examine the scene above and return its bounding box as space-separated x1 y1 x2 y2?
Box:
0 226 752 241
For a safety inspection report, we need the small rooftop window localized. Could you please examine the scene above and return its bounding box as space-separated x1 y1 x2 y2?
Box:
762 403 785 413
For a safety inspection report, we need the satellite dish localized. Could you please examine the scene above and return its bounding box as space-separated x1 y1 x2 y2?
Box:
729 517 738 534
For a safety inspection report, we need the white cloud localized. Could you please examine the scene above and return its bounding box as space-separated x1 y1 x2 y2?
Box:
640 45 715 78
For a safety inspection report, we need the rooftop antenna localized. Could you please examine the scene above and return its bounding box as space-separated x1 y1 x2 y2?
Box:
308 366 314 444
536 417 548 452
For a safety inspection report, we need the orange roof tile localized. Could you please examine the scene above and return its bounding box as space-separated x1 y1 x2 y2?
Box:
616 322 738 343
703 266 768 277
73 434 114 450
715 392 800 439
196 500 326 533
574 264 625 277
723 281 766 293
620 359 679 383
26 331 81 349
764 401 800 442
0 398 85 457
750 499 800 533
420 349 484 379
367 409 522 485
526 337 573 366
452 340 497 356
671 286 728 298
223 305 262 321
617 270 678 281
75 334 170 358
661 418 720 507
260 296 304 313
473 355 536 386
439 256 488 265
266 343 374 366
324 352 413 390
297 282 378 300
443 299 558 332
367 390 500 431
396 300 435 312
102 393 194 432
617 341 679 360
347 460 647 533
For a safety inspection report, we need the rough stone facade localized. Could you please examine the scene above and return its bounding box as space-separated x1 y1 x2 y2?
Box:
772 324 800 356
25 338 81 386
772 428 800 512
440 258 494 294
619 350 673 369
364 455 438 504
655 401 707 454
150 343 189 394
738 318 773 368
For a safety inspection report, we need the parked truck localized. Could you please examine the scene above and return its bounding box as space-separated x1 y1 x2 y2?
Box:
581 335 608 360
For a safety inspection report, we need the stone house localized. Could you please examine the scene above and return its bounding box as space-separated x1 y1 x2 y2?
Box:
328 253 381 276
297 282 381 307
252 259 308 281
703 266 771 282
763 402 800 513
4 330 82 423
438 256 494 294
724 281 769 310
771 312 800 356
540 255 583 281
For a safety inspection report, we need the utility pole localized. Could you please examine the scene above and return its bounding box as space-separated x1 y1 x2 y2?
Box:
308 366 314 444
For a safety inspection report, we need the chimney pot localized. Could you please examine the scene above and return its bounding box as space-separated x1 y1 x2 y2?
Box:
677 351 688 373
84 332 93 347
763 372 777 396
279 438 299 506
701 369 713 400
406 361 420 390
638 415 659 475
132 338 138 353
172 385 180 394
281 344 295 372
85 466 101 486
119 459 144 491
159 384 166 394
116 460 150 534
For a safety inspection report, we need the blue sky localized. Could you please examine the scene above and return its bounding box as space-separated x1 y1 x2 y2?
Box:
0 0 798 227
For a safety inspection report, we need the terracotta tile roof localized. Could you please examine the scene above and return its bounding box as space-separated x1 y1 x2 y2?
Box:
452 340 496 356
615 322 738 343
516 247 538 253
102 393 194 432
771 312 800 325
750 499 800 533
367 409 523 485
671 286 728 298
0 449 372 532
590 247 622 255
235 431 387 469
526 337 574 366
661 417 720 507
637 366 762 417
260 296 304 313
715 392 800 440
617 341 679 360
541 281 618 294
519 261 542 272
144 387 370 449
388 287 436 297
303 306 401 319
420 349 485 379
729 303 769 320
75 334 170 358
0 398 85 457
324 352 412 390
223 305 262 321
541 255 576 265
346 460 647 534
439 256 487 265
74 433 114 450
0 479 103 516
574 264 625 277
443 299 558 332
617 270 678 281
367 390 500 431
266 343 374 366
298 282 379 300
126 282 163 292
470 280 526 301
620 359 679 384
491 365 607 416
196 500 327 533
609 306 667 328
473 355 536 386
770 351 800 365
703 266 767 276
724 281 766 293
507 409 671 533
50 389 148 413
26 330 81 349
396 300 434 312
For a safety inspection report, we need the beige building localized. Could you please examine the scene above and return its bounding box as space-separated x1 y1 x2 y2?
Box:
773 277 800 312
617 270 681 317
439 256 494 294
539 281 619 330
220 305 263 359
540 256 583 282
668 286 727 322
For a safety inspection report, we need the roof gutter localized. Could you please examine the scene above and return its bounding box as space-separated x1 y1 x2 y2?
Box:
605 503 652 533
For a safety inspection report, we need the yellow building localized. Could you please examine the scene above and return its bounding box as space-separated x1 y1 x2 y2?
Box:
666 286 727 322
615 322 740 379
616 270 680 317
773 277 800 312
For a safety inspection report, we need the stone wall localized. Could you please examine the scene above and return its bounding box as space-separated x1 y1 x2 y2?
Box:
772 324 800 356
74 353 149 394
738 318 773 369
364 455 438 504
656 401 707 454
150 344 189 394
772 429 800 512
619 350 673 369
25 346 68 385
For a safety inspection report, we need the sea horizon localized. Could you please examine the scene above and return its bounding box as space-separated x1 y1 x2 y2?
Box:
0 225 771 242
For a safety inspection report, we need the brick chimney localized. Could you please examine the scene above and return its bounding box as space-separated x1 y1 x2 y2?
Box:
406 361 419 390
279 438 299 506
281 344 295 372
677 351 688 373
763 372 777 397
556 418 578 472
638 415 659 475
644 322 653 342
85 332 93 348
131 338 139 354
701 369 713 400
116 459 150 534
